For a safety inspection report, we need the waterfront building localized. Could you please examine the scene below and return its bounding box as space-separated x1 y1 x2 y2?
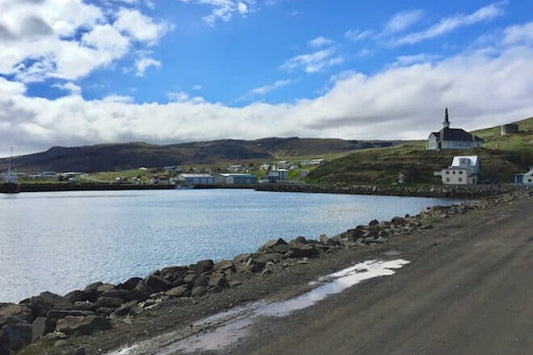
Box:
177 173 214 185
514 167 533 185
437 156 479 185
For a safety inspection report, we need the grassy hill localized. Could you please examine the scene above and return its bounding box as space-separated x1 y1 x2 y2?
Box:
307 117 533 185
0 138 399 173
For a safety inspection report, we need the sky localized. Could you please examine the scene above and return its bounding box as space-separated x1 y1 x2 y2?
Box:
1 0 533 156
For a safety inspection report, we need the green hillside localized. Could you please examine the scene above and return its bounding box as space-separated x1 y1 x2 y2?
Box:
307 117 533 185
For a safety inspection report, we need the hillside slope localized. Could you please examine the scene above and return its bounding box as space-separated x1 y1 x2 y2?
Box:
0 138 398 173
308 117 533 185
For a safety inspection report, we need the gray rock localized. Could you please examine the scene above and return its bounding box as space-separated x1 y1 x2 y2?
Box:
189 260 214 274
28 292 73 318
125 281 153 302
31 316 54 342
96 297 124 309
193 275 210 288
73 301 97 312
369 219 379 226
208 274 228 292
96 283 115 294
121 277 142 290
95 307 115 316
165 285 190 298
289 236 307 245
113 301 140 317
214 260 234 272
191 286 207 297
233 253 252 264
47 309 94 320
0 303 33 325
289 245 319 258
183 273 197 286
257 238 287 253
100 289 129 299
55 315 111 336
145 275 172 292
64 290 91 304
0 322 32 352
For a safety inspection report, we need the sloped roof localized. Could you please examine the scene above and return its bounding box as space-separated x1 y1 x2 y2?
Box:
451 155 479 167
441 128 483 142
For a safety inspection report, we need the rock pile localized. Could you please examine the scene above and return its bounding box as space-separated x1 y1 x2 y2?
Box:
2 190 530 353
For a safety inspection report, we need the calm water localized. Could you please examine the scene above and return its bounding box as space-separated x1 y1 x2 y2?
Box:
0 189 461 302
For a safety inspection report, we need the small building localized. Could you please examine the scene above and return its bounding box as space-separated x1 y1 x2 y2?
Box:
259 163 271 170
427 108 483 150
151 175 170 185
501 124 519 136
177 174 214 185
266 169 289 183
228 165 244 173
220 173 257 184
438 156 479 185
276 161 290 169
515 167 533 185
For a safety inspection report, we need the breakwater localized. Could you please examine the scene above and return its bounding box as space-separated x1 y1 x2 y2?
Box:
256 183 521 198
2 189 530 354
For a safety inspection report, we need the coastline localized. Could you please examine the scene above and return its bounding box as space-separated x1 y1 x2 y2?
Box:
2 189 530 354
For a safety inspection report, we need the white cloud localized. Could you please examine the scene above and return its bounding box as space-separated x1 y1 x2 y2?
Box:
53 82 82 95
0 0 169 82
383 10 425 34
192 85 203 91
249 79 292 96
135 57 161 76
3 22 533 156
179 0 256 25
503 22 533 45
344 29 371 42
394 2 507 45
308 36 334 48
281 49 344 73
114 8 170 45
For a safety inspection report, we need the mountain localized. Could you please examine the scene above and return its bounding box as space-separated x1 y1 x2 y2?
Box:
0 138 399 173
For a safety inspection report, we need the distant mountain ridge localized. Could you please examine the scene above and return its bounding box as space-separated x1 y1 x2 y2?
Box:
1 137 400 173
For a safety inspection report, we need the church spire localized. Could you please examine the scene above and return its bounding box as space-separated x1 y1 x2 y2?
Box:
442 107 450 128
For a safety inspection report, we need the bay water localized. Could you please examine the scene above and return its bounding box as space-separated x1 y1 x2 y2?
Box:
0 189 461 302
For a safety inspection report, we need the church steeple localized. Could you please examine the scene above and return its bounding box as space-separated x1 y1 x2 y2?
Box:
442 107 450 129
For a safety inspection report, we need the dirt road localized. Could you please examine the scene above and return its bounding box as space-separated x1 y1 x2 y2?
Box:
234 197 533 355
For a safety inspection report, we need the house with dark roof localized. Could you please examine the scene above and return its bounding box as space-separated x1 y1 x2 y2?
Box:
427 108 483 150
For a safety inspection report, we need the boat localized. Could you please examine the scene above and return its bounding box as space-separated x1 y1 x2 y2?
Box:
1 148 20 193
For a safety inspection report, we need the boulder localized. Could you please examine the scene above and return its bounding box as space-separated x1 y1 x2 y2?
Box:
183 273 197 286
189 260 214 275
121 277 142 290
96 284 115 294
191 286 207 297
55 316 111 336
289 245 319 258
0 303 33 325
193 275 210 288
96 297 124 309
100 289 129 300
0 322 32 352
64 290 91 304
31 317 54 342
124 281 153 302
47 309 94 320
165 285 190 298
73 301 98 312
95 307 115 316
112 301 140 317
289 236 307 245
214 260 234 272
369 219 379 226
207 274 228 292
145 275 172 292
233 253 252 264
27 292 73 318
257 238 287 253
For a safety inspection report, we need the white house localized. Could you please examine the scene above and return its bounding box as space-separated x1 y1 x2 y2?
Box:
427 108 483 150
438 156 479 185
515 167 533 185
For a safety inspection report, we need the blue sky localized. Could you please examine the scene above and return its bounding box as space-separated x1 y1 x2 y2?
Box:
1 0 533 155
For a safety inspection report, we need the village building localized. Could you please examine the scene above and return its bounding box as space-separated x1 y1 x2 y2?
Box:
437 156 479 185
514 167 533 185
177 173 214 185
219 173 257 184
427 108 483 150
266 168 289 183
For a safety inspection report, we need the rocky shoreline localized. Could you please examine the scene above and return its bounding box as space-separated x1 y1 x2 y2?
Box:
1 189 531 354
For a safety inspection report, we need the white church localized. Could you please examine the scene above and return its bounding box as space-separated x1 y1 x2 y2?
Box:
427 108 483 150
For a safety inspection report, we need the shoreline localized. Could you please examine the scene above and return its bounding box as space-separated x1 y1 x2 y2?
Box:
2 189 530 354
12 182 523 199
